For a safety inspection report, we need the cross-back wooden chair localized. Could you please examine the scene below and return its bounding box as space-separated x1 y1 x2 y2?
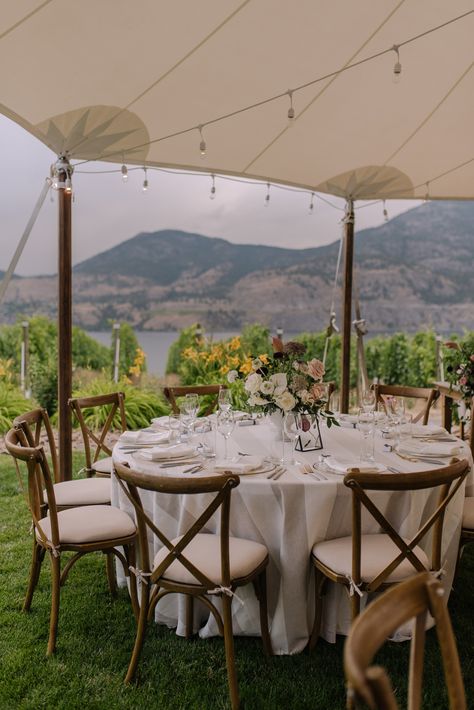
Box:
5 425 138 655
372 384 439 425
344 571 466 710
13 407 111 510
163 384 228 416
308 459 469 649
69 392 127 477
114 461 272 710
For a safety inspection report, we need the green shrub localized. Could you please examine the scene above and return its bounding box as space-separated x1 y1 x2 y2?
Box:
0 383 34 433
71 376 169 430
166 324 202 375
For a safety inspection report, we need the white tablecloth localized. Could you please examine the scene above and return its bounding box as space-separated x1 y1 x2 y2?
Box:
111 419 472 655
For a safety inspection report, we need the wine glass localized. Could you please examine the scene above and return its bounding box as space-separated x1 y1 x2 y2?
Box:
182 393 199 438
218 387 232 412
168 413 182 443
357 409 375 462
361 388 376 412
217 410 235 460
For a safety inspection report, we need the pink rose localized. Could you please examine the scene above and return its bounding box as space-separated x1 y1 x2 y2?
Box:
307 358 325 381
310 383 324 400
459 376 467 386
470 354 474 362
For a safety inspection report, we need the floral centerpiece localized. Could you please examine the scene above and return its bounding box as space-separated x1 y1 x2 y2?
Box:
227 338 338 441
445 340 474 406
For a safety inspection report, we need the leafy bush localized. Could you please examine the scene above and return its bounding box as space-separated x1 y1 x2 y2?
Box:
0 383 34 433
166 324 202 375
71 376 169 430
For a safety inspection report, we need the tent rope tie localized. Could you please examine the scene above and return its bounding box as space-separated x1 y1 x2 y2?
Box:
346 575 364 598
129 566 153 586
208 586 245 606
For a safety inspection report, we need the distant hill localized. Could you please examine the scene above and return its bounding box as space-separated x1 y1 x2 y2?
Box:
2 201 473 333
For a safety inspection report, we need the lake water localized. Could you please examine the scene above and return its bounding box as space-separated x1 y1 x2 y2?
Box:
88 331 239 376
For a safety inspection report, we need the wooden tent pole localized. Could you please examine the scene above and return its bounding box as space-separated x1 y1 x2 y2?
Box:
340 199 354 413
56 156 73 481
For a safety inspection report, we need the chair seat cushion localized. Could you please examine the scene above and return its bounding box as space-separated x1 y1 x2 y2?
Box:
45 478 111 507
92 456 113 474
36 505 136 545
462 497 474 530
312 534 430 584
153 533 268 586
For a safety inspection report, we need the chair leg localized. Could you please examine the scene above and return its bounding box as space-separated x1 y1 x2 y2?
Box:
308 566 327 651
185 594 194 638
125 544 139 622
125 581 149 684
47 552 61 655
253 571 273 656
221 594 240 710
105 551 118 597
23 541 44 612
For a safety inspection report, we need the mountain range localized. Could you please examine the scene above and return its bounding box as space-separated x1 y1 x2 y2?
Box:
1 200 473 333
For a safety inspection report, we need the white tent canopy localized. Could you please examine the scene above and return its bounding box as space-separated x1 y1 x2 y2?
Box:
1 0 473 200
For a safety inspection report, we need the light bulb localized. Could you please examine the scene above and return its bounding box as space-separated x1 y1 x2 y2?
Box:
383 200 388 222
142 179 148 192
287 90 295 126
210 176 216 200
392 45 401 84
309 192 315 214
65 177 72 194
198 125 206 159
264 183 271 207
121 164 128 182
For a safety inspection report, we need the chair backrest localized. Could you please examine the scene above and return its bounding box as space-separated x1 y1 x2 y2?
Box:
69 392 127 472
163 384 228 416
5 425 60 549
344 459 469 593
344 572 466 710
372 384 439 425
13 407 59 483
114 461 239 589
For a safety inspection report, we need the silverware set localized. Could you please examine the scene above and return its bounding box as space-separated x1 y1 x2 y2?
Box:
266 465 286 480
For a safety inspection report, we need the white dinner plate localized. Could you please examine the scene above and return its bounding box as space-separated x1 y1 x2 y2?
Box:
211 461 278 476
318 461 387 475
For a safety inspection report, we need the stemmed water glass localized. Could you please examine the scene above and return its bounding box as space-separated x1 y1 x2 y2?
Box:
218 387 232 412
181 393 199 439
357 409 375 463
361 388 376 412
217 410 235 460
168 413 182 443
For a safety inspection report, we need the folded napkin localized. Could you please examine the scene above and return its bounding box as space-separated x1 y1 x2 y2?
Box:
411 424 448 438
214 456 263 474
398 439 460 458
148 444 195 461
327 458 382 474
120 430 170 444
150 416 171 429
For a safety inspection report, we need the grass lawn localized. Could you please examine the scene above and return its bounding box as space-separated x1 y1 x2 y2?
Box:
0 452 473 709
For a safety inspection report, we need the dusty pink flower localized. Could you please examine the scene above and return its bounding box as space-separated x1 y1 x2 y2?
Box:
307 358 325 381
459 376 467 386
310 383 325 400
470 354 474 362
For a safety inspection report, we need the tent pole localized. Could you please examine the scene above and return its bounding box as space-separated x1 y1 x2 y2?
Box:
340 199 354 413
56 156 73 481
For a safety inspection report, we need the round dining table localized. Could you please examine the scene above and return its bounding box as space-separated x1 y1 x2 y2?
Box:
111 416 473 655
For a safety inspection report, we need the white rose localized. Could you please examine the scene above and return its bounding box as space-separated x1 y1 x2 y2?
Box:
270 373 287 396
260 380 274 395
227 369 238 383
245 373 263 394
274 390 297 411
252 357 263 370
292 361 299 371
248 393 267 406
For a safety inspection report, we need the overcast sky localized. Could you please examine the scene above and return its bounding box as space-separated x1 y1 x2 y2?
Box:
1 114 422 276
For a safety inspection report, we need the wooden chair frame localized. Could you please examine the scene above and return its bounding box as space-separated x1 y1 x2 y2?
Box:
5 426 138 655
163 384 228 416
344 572 466 709
309 459 469 649
114 461 272 709
372 384 439 425
69 392 127 476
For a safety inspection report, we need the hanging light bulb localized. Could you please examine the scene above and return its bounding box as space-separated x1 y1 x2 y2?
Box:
392 45 401 83
287 89 295 125
198 125 206 159
308 192 315 214
121 164 128 182
383 200 388 222
264 183 271 207
64 176 73 194
423 182 430 203
142 167 148 192
209 174 216 200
